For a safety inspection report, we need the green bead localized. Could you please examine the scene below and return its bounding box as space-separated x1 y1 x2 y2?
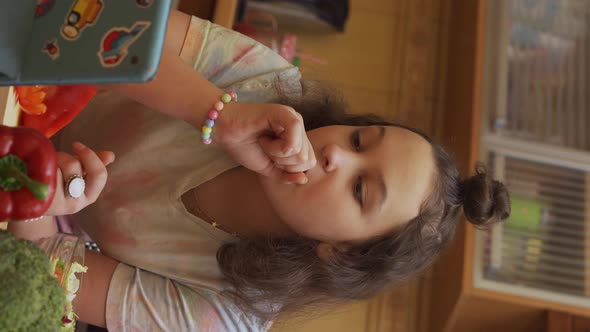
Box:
202 126 212 135
201 132 210 139
221 93 231 104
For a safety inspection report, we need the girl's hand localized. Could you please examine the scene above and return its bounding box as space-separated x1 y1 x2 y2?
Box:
45 142 115 216
216 103 316 184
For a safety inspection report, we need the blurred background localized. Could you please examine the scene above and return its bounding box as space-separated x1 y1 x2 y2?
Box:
184 0 589 331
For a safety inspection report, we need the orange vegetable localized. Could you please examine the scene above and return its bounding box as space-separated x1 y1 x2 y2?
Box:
15 86 56 115
20 85 97 138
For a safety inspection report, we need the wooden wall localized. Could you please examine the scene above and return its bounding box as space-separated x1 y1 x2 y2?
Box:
291 0 451 136
272 0 451 331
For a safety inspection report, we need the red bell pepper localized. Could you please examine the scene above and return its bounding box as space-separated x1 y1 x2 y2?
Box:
20 85 97 138
0 125 57 220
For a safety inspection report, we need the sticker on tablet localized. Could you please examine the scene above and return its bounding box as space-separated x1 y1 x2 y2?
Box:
35 0 57 18
42 39 60 60
98 21 151 67
61 0 104 41
136 0 153 8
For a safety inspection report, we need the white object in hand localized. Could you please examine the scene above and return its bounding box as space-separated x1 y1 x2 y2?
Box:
66 176 85 199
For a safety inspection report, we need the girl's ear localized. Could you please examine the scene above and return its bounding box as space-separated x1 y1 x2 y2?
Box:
316 242 351 262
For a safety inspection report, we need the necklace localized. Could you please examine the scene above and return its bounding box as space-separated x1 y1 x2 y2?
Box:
191 189 238 238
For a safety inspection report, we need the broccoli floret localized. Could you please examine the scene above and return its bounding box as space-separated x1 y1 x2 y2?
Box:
0 231 66 332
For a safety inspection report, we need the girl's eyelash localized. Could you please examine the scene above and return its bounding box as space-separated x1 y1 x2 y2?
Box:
354 176 364 207
351 130 361 151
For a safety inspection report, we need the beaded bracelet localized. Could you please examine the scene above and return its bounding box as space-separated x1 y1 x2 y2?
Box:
201 91 237 144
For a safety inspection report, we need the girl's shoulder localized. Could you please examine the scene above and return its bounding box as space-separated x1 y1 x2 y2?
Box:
184 16 302 100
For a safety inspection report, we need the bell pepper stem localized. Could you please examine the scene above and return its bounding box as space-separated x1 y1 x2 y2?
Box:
0 166 49 200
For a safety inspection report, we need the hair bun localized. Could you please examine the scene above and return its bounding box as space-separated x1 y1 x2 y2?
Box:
460 165 510 226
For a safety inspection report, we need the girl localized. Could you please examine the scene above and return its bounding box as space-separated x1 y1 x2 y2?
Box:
10 10 510 331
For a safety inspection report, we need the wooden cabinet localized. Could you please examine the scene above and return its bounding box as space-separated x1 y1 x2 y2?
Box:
428 1 590 331
547 311 590 332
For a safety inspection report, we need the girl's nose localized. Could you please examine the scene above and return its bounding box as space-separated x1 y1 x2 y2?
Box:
321 143 351 173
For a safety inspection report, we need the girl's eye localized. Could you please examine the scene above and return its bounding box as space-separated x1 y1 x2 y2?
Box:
351 130 361 151
354 176 364 207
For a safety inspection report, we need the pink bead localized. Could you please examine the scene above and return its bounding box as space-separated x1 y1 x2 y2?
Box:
214 101 224 111
202 137 212 144
229 91 237 101
208 109 219 120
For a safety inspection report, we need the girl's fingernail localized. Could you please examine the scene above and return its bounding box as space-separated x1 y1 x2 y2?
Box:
73 142 86 150
300 177 308 184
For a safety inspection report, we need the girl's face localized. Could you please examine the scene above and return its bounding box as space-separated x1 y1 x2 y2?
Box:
259 125 436 243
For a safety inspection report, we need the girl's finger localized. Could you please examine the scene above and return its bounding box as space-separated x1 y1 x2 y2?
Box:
258 133 303 159
257 158 307 185
57 152 83 172
96 151 115 166
260 138 315 170
72 142 108 201
55 152 86 213
270 153 310 166
266 107 303 157
57 154 84 191
279 171 307 185
58 151 115 167
270 143 316 173
278 159 315 174
280 137 313 181
258 135 286 158
302 127 317 168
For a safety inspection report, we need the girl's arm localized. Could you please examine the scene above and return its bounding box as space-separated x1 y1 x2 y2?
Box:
73 250 118 328
105 10 316 183
8 217 117 328
7 216 58 241
6 143 117 327
103 10 219 129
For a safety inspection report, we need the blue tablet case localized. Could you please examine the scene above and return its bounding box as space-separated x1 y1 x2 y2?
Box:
0 0 171 85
